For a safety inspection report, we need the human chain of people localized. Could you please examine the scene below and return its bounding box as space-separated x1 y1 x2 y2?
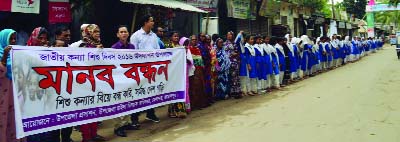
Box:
0 13 385 142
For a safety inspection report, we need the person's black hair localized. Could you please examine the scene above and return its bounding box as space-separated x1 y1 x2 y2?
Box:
39 28 49 36
116 25 129 33
212 34 219 42
269 36 278 45
55 25 69 36
242 32 247 40
255 34 262 40
246 35 255 42
140 15 153 27
276 37 285 43
51 39 64 46
168 31 179 38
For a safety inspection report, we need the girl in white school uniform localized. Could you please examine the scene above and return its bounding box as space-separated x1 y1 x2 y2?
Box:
244 35 258 95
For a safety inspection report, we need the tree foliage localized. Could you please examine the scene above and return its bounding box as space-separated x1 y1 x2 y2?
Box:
375 11 400 27
388 0 400 6
295 0 328 11
343 0 367 19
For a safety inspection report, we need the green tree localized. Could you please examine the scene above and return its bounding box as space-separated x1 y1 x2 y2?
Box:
375 11 400 27
389 0 400 6
343 0 367 19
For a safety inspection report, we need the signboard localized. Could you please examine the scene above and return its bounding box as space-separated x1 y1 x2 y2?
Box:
367 12 375 37
346 23 352 30
0 0 41 14
11 47 186 138
186 0 218 12
338 22 345 29
366 4 400 12
49 2 72 23
259 0 280 17
227 0 251 19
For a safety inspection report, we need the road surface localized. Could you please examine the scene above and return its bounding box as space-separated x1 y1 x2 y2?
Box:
72 45 400 142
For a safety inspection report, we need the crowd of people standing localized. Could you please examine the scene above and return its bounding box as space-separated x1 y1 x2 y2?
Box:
0 14 384 142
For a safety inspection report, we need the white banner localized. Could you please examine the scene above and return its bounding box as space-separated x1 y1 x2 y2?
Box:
11 0 40 14
11 46 186 138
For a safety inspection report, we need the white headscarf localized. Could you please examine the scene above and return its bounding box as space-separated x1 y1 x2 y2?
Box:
284 34 291 41
290 37 298 44
300 35 311 48
344 36 352 47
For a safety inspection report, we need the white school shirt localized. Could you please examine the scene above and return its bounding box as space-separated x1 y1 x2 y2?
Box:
130 28 160 50
275 44 285 56
244 43 255 56
260 43 273 60
254 44 264 56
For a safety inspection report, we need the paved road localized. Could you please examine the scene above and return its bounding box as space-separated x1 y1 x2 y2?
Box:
72 45 400 142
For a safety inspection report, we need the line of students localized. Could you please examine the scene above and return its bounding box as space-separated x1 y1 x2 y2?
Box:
237 33 384 96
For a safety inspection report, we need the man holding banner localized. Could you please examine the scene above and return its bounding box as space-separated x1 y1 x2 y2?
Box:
111 25 137 137
129 14 161 127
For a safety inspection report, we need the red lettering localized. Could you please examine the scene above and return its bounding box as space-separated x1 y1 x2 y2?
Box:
120 64 141 85
32 62 116 95
121 60 171 85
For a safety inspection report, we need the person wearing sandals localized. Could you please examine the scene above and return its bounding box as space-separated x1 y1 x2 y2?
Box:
166 32 188 118
224 31 242 99
244 35 258 95
215 38 231 100
263 36 279 90
179 37 195 114
260 36 273 92
236 31 249 96
254 35 266 94
188 35 209 110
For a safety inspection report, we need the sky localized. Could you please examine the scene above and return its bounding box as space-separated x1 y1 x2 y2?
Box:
331 0 343 4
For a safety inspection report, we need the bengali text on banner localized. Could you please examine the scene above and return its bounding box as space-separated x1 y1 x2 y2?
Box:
11 46 186 138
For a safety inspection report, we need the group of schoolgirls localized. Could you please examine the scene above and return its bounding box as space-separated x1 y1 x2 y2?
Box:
236 33 384 96
236 33 301 96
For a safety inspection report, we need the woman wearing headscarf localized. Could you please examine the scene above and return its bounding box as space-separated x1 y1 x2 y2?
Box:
0 29 26 142
25 27 51 142
285 34 298 82
224 31 242 99
198 33 213 105
215 38 231 100
343 36 352 63
299 35 314 78
206 35 218 101
70 24 89 47
188 35 209 109
79 24 103 48
78 24 107 142
179 37 195 113
27 27 49 46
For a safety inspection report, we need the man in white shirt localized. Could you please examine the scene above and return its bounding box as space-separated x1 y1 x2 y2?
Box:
129 15 161 127
130 15 160 50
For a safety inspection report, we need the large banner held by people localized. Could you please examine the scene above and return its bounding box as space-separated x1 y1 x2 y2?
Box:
11 46 186 138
